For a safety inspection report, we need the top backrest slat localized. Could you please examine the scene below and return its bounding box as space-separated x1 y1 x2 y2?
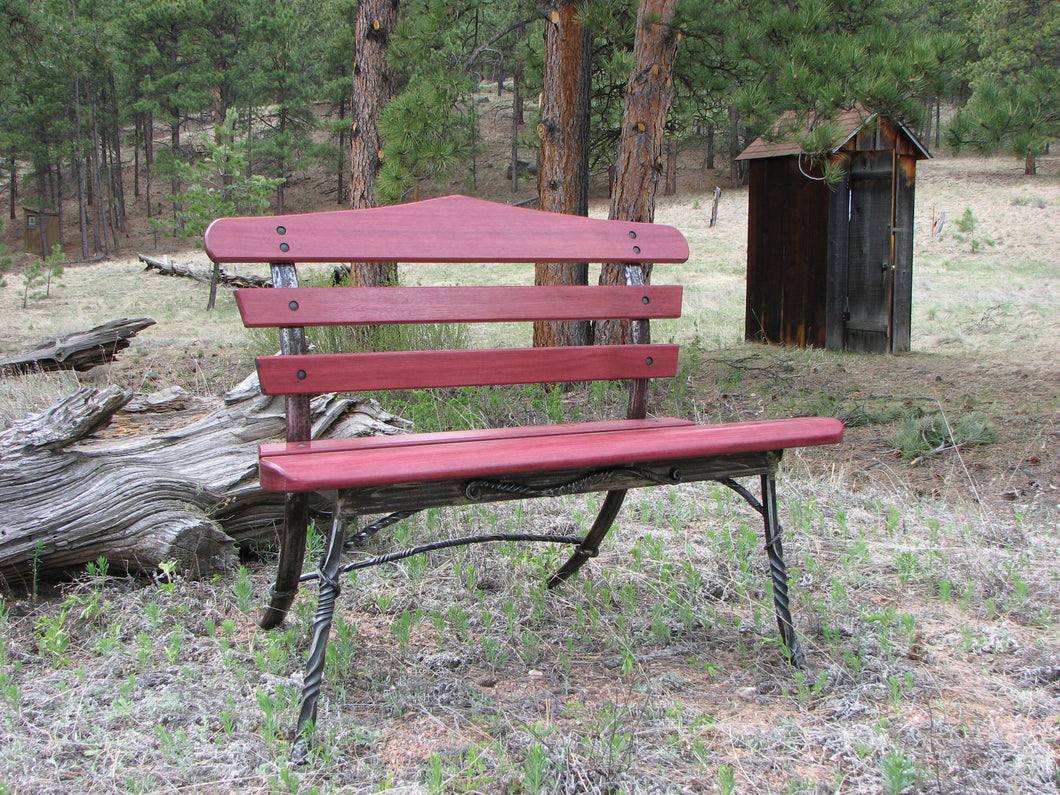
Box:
204 195 689 265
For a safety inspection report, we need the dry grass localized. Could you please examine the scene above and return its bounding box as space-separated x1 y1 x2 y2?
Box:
1 153 1059 794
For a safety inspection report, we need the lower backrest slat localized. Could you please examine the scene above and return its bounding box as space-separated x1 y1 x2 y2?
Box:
255 344 679 395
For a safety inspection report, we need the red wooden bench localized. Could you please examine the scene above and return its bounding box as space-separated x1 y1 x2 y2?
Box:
204 195 843 760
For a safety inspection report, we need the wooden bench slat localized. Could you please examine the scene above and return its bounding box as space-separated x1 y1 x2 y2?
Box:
236 285 684 327
255 344 680 394
204 195 690 264
259 417 845 492
260 417 696 458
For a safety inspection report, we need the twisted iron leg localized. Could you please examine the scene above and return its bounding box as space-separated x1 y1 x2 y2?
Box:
292 493 350 763
758 474 805 668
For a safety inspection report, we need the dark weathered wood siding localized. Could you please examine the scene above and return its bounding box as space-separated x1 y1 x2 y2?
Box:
744 157 829 348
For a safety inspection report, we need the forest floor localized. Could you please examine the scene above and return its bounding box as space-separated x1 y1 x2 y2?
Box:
0 102 1059 793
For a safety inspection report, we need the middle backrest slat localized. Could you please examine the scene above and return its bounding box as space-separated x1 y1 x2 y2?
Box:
237 285 683 327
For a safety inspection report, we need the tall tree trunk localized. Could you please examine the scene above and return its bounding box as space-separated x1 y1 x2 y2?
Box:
108 73 127 233
934 98 941 150
74 153 89 260
727 105 744 187
91 106 111 257
110 128 126 235
514 8 526 126
8 151 15 222
597 0 679 346
349 0 399 288
73 79 94 257
133 117 141 199
276 110 287 214
511 75 521 194
54 163 63 254
509 4 527 194
169 112 182 227
534 0 592 348
145 112 154 220
337 97 347 205
663 135 677 195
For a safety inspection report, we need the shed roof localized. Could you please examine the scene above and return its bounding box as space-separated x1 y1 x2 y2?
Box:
736 106 930 161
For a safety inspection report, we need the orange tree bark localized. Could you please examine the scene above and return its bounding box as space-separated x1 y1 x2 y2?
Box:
350 0 399 288
597 0 679 346
533 0 593 347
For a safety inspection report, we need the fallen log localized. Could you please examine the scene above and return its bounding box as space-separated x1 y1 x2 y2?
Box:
0 375 410 590
0 318 156 375
138 253 271 288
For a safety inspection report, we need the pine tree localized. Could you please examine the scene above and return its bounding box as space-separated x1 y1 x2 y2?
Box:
155 110 283 309
947 0 1060 174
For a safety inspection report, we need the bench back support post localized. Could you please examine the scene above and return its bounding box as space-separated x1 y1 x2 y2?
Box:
260 262 312 629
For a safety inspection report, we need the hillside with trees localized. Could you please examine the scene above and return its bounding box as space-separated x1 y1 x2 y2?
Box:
0 0 1055 263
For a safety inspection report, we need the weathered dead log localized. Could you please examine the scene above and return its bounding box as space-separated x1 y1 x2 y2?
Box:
0 376 410 589
0 318 156 375
139 253 271 288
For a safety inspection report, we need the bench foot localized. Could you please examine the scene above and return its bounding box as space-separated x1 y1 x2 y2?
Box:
259 493 311 630
292 494 350 763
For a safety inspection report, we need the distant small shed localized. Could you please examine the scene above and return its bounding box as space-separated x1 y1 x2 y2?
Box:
23 207 60 256
737 107 930 353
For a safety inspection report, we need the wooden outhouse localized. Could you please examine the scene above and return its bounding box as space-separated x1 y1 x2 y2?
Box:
23 207 60 256
736 107 930 353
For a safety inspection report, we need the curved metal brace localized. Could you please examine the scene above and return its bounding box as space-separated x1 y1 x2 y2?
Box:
548 488 629 587
298 532 585 580
344 510 419 549
465 465 680 590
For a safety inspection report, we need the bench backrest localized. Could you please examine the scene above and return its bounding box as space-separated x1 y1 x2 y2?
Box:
204 195 690 415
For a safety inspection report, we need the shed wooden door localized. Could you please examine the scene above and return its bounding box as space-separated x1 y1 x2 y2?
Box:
842 152 895 353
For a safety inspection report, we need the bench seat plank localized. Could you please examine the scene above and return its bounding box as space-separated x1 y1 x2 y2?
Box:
255 344 680 394
237 285 684 327
259 416 844 492
261 417 695 457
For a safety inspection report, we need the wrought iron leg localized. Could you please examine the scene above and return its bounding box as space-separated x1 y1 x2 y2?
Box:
720 475 805 668
292 493 350 763
758 473 805 668
548 489 628 587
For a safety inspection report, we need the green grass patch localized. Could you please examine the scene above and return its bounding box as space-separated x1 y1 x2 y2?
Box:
892 410 996 459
